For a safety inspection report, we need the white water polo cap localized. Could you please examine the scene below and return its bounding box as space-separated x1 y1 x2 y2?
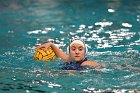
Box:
67 39 88 54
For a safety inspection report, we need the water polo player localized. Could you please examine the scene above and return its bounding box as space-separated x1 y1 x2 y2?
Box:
35 39 102 70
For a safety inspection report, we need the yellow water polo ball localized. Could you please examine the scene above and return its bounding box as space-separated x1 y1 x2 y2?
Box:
34 47 56 61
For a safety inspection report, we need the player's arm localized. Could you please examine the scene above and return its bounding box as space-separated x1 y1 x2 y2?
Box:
81 61 103 68
36 42 69 61
116 65 140 71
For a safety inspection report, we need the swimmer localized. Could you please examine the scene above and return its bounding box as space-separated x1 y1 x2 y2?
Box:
36 39 102 70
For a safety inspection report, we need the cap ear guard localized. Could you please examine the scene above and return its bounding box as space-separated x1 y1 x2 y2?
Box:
85 44 88 54
67 46 70 54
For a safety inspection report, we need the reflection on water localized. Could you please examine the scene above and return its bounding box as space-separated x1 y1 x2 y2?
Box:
0 0 140 92
27 23 140 52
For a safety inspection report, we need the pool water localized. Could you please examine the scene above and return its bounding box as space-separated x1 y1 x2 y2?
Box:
0 0 140 93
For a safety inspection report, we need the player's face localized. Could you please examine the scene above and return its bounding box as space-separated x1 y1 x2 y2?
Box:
70 43 85 62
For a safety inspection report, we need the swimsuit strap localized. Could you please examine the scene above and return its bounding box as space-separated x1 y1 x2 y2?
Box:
60 58 88 70
78 57 88 64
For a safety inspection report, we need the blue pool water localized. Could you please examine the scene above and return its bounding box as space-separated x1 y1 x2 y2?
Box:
0 0 140 93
